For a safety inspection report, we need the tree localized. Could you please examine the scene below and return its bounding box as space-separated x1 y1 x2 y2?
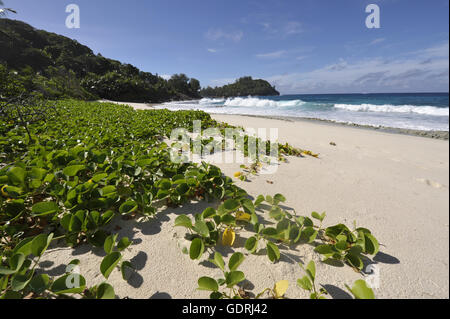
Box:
0 18 202 102
189 78 201 95
199 76 279 98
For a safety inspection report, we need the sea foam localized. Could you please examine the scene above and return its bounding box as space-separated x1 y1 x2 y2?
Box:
334 103 449 116
223 97 305 108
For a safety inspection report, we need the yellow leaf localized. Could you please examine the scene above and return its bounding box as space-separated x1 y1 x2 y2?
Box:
222 228 236 246
274 280 289 298
234 172 242 178
1 185 8 197
236 211 251 221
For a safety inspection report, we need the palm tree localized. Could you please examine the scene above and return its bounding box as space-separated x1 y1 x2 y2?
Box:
0 0 16 17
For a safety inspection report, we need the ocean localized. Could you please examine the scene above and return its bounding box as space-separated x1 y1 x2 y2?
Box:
158 93 449 131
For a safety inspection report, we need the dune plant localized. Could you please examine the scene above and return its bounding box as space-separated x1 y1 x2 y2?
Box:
0 233 119 299
314 223 379 271
0 99 380 299
297 261 329 299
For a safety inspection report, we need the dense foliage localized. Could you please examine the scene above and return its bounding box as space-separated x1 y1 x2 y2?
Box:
0 19 200 102
200 76 280 98
0 99 377 299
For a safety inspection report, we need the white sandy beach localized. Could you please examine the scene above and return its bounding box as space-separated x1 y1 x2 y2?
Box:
41 104 449 299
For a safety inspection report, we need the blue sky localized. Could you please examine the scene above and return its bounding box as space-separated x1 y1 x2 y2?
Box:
5 0 449 94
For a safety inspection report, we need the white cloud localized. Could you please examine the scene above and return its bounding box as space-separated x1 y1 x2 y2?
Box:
259 21 304 38
207 48 217 53
256 50 287 59
419 41 449 58
369 38 386 45
267 42 449 94
205 29 243 43
284 21 303 36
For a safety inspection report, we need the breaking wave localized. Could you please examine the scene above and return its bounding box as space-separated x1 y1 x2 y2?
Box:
334 103 449 116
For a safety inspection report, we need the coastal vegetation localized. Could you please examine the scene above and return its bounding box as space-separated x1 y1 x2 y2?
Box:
0 97 377 299
1 8 377 299
200 76 280 98
0 19 201 102
1 18 279 103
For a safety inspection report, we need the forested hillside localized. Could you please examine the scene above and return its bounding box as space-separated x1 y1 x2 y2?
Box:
200 77 280 98
0 19 201 102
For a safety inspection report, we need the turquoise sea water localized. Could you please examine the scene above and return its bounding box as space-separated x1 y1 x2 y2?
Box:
160 93 449 131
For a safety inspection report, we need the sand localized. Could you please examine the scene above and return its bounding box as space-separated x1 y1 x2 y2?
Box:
40 106 449 299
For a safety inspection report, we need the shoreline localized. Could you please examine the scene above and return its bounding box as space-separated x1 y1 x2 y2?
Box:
101 100 449 140
42 100 449 299
208 113 450 140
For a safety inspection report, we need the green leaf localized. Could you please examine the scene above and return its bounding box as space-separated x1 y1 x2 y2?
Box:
197 277 219 292
89 229 108 248
176 183 190 195
228 252 245 271
245 236 258 253
364 234 380 255
262 227 278 237
174 215 193 229
100 252 122 279
301 226 318 244
266 242 280 263
119 200 138 214
311 211 326 222
96 282 116 299
156 189 169 199
346 280 375 299
11 274 33 291
104 234 118 254
314 244 335 255
254 195 265 207
194 220 210 237
335 240 348 251
202 207 216 219
31 233 54 257
297 276 313 291
31 201 59 217
273 193 286 204
189 238 204 260
212 252 225 271
92 173 108 183
7 167 26 185
117 237 132 251
305 261 316 282
225 271 245 288
62 165 86 177
0 253 25 275
29 274 50 294
30 168 47 180
51 274 86 294
223 199 240 212
240 198 255 214
345 253 364 270
12 237 33 257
